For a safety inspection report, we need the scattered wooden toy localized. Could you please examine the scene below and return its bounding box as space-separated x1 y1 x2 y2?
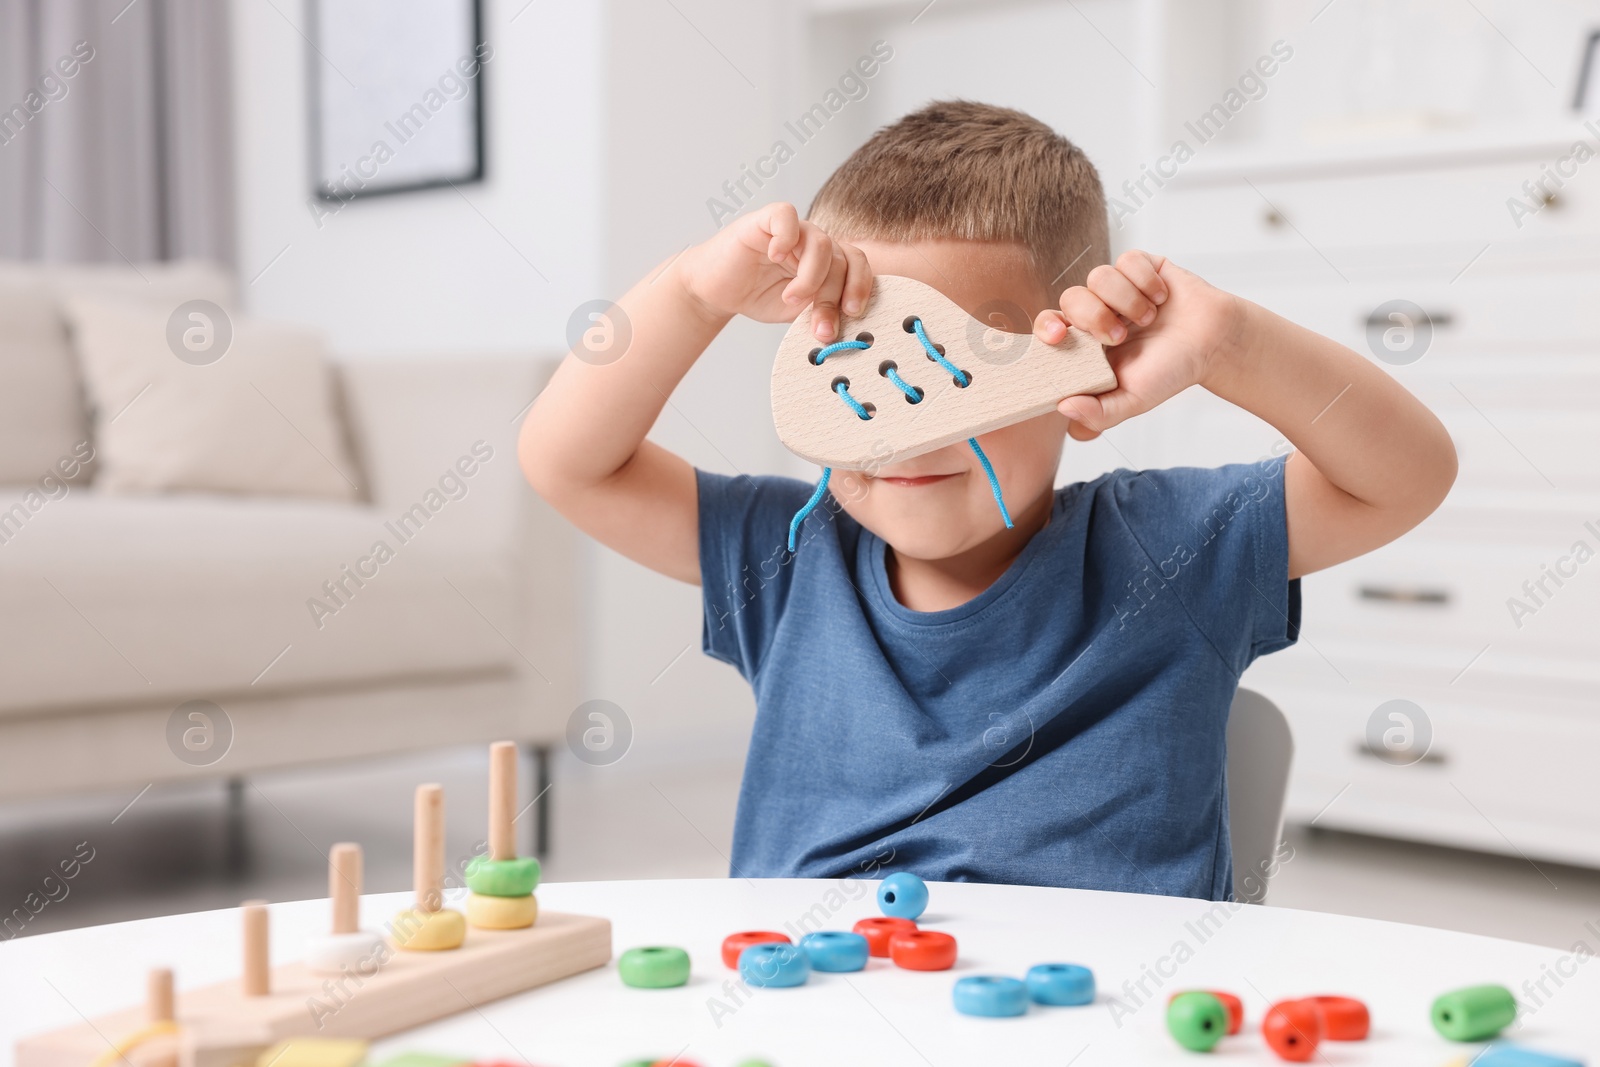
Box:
796 931 869 973
1024 964 1094 1007
738 942 811 988
1432 983 1517 1042
1305 994 1369 1040
771 275 1115 471
617 946 691 989
888 930 956 971
720 931 790 969
1166 991 1228 1052
1169 989 1242 1034
1262 999 1323 1062
875 873 928 921
253 1039 366 1067
1467 1045 1586 1067
851 917 915 958
952 976 1028 1018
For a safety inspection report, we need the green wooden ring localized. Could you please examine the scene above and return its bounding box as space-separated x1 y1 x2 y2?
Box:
618 945 691 989
463 855 540 897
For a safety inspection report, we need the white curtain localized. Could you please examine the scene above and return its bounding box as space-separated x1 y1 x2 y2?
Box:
0 0 234 263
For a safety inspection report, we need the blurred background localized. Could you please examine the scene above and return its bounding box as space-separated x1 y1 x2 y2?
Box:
2 0 1599 951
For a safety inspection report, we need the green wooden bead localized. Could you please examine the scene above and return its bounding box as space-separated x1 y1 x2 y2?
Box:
1431 984 1517 1042
618 945 691 989
463 855 540 897
1167 991 1228 1052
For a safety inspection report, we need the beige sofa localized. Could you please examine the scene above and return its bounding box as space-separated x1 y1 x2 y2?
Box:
0 262 576 845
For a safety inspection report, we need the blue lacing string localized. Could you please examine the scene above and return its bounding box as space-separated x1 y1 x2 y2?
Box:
834 381 871 420
966 436 1013 529
788 467 831 551
883 365 922 403
813 339 870 364
911 318 970 386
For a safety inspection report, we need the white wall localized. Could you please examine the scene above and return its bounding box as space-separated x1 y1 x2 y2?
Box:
230 0 604 354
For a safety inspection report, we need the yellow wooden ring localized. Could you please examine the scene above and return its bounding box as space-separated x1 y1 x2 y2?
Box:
90 1021 180 1067
390 908 466 950
466 892 537 930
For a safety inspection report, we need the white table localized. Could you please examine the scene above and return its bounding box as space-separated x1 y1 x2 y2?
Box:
2 879 1595 1066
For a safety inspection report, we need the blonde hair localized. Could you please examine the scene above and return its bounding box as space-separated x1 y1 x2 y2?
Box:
808 100 1109 295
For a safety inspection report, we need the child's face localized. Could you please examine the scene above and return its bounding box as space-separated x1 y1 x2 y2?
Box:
823 238 1070 562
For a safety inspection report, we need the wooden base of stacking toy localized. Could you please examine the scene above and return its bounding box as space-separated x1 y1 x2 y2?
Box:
14 912 612 1067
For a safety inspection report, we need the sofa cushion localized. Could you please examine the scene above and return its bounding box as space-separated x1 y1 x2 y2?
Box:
0 492 521 716
65 296 360 500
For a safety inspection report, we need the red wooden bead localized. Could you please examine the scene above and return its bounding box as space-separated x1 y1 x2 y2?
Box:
888 929 957 971
1306 995 1370 1040
720 931 790 969
1263 999 1323 1062
1169 990 1243 1034
852 916 917 957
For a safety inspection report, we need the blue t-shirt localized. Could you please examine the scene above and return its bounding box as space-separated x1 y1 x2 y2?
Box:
697 457 1300 900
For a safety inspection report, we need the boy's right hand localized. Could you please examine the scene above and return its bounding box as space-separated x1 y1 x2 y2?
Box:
676 202 873 343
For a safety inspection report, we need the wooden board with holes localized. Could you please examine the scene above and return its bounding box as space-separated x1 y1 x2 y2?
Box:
771 274 1117 470
15 913 612 1067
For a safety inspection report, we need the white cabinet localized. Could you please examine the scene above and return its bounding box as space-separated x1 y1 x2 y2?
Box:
1148 126 1600 866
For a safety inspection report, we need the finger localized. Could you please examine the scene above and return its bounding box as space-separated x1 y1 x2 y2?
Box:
1059 387 1139 434
839 243 874 316
782 225 833 305
1033 309 1070 345
1115 250 1169 307
1060 286 1127 345
1087 264 1157 329
810 247 850 342
762 203 802 268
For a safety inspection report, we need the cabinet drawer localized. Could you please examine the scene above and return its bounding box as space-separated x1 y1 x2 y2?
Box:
1162 160 1600 260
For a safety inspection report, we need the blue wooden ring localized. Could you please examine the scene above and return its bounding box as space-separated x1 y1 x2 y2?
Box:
738 941 811 988
798 931 869 972
1025 963 1095 1006
952 975 1028 1018
877 872 929 920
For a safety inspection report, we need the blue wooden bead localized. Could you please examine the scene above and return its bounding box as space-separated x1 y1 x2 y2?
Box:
952 976 1028 1018
877 872 928 920
1025 963 1095 1006
739 941 811 987
798 931 869 972
1471 1046 1585 1067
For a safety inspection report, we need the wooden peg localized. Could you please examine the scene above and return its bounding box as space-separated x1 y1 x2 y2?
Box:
414 784 445 913
329 843 361 935
488 741 517 861
771 274 1115 470
240 901 270 996
146 968 174 1023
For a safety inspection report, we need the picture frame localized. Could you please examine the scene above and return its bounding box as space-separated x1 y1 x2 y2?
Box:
307 0 487 202
1573 28 1600 114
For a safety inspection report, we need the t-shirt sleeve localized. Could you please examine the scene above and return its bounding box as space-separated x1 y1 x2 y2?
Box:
1109 455 1301 674
696 468 817 680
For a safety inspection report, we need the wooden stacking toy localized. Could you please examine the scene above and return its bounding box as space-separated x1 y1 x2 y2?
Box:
391 784 466 951
16 749 611 1067
305 844 386 975
463 741 540 930
771 274 1115 470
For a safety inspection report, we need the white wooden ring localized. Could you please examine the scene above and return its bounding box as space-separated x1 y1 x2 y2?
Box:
304 930 388 975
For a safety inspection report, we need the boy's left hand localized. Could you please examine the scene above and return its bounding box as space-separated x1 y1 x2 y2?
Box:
1035 250 1244 440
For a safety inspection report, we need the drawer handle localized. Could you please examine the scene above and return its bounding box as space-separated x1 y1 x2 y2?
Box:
1357 585 1451 606
1362 309 1454 329
1356 741 1448 767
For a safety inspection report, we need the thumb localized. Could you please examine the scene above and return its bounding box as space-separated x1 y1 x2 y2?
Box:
1058 388 1140 434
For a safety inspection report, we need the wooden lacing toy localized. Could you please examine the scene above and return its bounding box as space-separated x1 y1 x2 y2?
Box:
771 275 1115 547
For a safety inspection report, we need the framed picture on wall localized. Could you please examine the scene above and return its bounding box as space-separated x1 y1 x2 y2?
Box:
308 0 487 201
1575 29 1600 114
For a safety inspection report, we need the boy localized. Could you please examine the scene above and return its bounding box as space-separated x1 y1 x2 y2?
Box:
519 102 1456 900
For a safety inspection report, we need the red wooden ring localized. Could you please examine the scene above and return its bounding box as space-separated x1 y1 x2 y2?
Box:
1263 999 1323 1063
888 929 957 971
720 930 790 970
1306 995 1369 1040
1168 990 1243 1034
852 916 917 957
